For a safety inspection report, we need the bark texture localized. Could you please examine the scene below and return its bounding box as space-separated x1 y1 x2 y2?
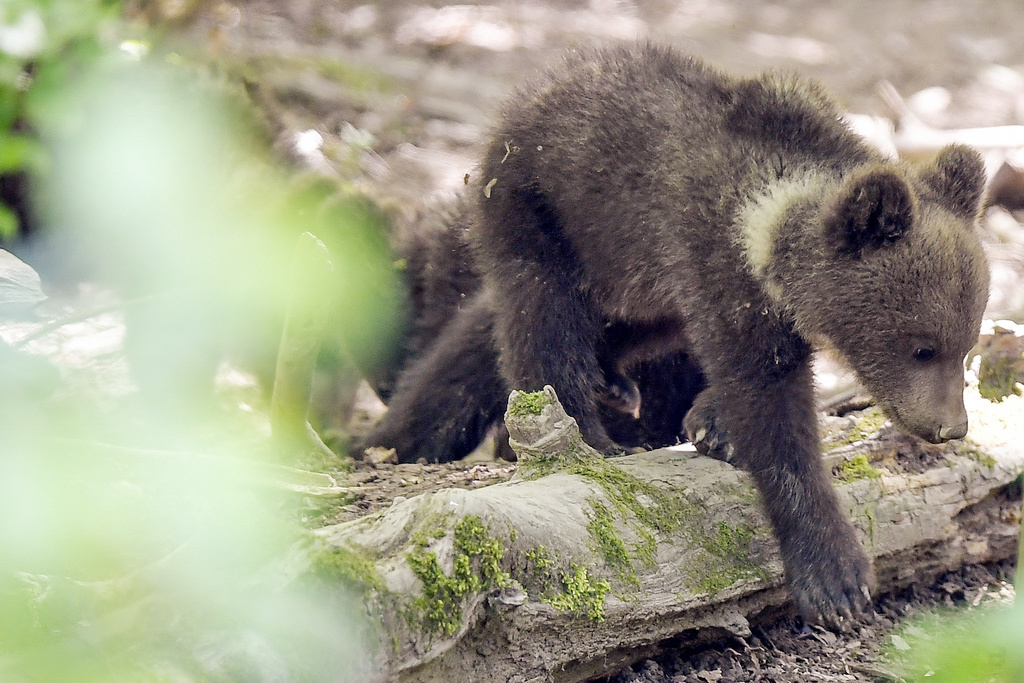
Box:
316 385 1024 683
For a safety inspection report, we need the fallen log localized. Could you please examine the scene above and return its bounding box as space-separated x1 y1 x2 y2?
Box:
315 383 1024 683
875 80 1024 157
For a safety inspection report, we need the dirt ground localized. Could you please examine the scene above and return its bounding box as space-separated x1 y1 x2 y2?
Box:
206 0 1024 211
184 1 1024 680
608 561 1017 683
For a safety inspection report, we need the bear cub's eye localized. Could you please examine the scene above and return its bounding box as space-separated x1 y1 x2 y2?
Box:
913 346 937 362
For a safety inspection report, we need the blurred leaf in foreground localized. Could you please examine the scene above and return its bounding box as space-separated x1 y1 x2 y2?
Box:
891 600 1023 682
0 45 391 683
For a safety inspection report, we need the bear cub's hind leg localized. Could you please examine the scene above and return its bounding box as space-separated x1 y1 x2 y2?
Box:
479 181 625 455
489 268 622 454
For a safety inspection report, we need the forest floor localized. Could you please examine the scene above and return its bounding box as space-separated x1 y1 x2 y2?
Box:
179 1 1024 680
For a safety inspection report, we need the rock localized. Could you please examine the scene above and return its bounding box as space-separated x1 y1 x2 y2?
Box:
0 248 45 313
365 446 398 465
970 320 1024 401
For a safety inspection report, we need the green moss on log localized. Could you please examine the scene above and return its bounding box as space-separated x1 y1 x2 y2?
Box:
837 453 883 482
545 563 612 621
507 390 551 417
405 514 512 636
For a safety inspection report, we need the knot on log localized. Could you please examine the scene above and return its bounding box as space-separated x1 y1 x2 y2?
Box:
504 385 598 464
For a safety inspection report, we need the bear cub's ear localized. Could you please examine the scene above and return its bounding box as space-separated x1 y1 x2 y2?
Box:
825 167 916 257
920 144 986 220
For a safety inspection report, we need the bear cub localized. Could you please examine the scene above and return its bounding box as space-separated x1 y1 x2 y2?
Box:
472 44 989 624
365 196 706 462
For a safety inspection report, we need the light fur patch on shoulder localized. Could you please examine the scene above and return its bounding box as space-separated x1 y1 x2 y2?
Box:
737 172 825 277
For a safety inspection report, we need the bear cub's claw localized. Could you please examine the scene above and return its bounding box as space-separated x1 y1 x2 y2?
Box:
599 373 643 419
786 528 876 630
683 391 734 462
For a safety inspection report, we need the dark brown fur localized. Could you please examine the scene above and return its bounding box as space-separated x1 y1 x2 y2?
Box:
365 195 706 461
472 44 989 624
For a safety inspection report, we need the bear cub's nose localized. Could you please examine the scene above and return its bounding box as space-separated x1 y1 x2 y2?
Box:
937 421 968 441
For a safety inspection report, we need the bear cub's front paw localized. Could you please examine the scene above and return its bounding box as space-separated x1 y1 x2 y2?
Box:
683 391 734 462
784 524 875 629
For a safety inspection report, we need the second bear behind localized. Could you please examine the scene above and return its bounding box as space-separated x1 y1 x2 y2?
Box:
369 195 706 461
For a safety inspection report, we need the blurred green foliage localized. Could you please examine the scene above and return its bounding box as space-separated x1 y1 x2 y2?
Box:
0 2 400 680
0 431 377 681
892 602 1024 682
0 0 124 239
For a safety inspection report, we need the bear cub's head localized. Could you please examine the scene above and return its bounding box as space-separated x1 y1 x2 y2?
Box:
775 144 990 443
